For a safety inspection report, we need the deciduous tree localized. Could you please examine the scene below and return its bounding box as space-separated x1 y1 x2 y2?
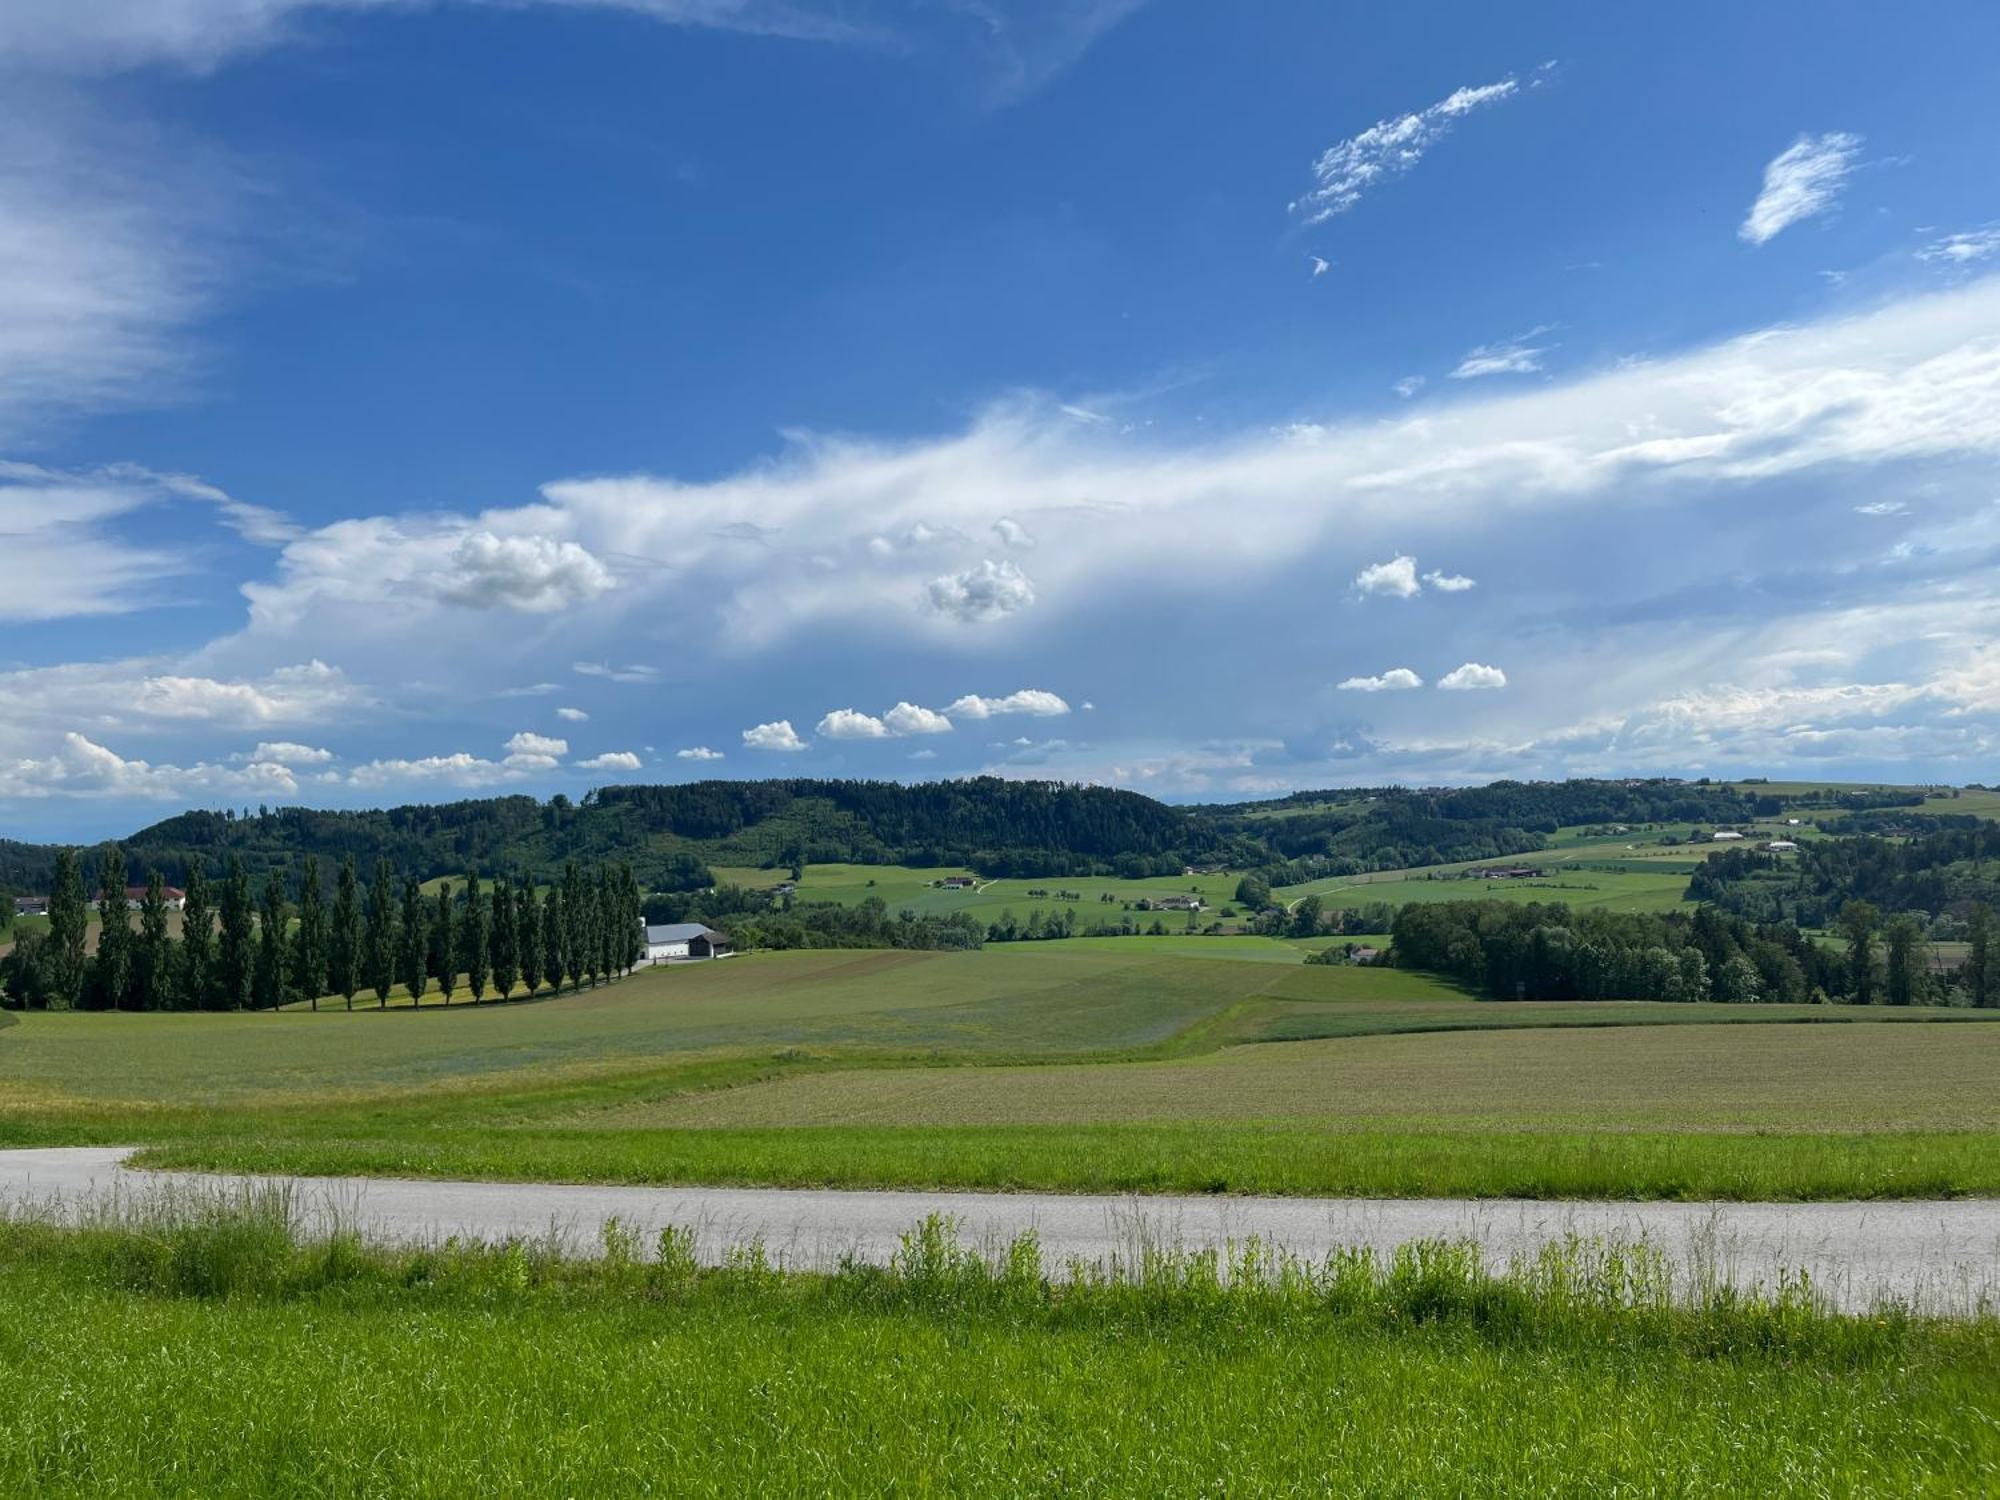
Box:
329 855 361 1009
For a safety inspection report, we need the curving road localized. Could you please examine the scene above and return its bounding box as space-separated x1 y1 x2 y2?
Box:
3 1147 1996 1315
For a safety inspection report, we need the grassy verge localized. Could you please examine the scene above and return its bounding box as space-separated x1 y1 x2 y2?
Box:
135 1123 2000 1200
0 1198 1992 1494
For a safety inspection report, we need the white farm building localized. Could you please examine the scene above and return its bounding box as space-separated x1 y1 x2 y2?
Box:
643 922 733 963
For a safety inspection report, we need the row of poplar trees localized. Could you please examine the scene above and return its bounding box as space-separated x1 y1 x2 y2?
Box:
3 847 642 1012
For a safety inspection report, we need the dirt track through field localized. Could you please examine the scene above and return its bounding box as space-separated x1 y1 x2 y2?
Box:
4 1148 1996 1314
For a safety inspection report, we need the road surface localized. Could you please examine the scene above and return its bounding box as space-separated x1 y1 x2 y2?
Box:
3 1147 1995 1314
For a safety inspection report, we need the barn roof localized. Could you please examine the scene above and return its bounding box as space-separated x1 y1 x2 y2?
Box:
645 923 727 943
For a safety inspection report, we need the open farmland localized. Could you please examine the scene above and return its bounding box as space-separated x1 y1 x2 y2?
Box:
1 942 1993 1201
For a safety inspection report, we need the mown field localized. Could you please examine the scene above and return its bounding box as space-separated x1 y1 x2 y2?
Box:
3 942 1997 1200
3 1199 1992 1496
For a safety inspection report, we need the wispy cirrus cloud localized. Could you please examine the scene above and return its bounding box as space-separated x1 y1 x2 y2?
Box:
1290 72 1536 225
1740 132 1864 245
1450 326 1555 379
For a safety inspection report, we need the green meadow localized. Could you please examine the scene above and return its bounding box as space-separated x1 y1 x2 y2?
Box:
3 943 1996 1200
3 1198 1992 1496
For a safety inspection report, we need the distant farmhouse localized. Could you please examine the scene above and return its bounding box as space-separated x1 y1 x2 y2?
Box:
1763 840 1800 853
1154 895 1205 912
1471 866 1539 880
90 885 186 912
1710 830 1746 841
643 923 733 963
12 896 49 918
936 876 977 889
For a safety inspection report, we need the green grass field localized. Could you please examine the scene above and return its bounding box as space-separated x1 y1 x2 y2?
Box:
3 1200 1991 1496
4 942 1997 1200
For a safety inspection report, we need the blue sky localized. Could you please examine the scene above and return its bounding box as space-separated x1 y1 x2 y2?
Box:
4 1 2000 839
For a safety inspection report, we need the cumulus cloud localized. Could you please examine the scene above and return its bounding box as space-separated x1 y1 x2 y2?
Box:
555 706 589 721
0 733 302 800
882 701 954 735
926 558 1036 622
437 531 615 612
742 719 807 752
1354 555 1421 597
503 730 567 758
1423 569 1476 591
240 741 332 765
1450 327 1554 379
1438 662 1508 690
676 746 723 761
1740 132 1863 246
991 516 1035 549
947 689 1070 719
576 750 642 771
816 708 890 740
1291 75 1526 224
1338 668 1424 692
346 753 524 790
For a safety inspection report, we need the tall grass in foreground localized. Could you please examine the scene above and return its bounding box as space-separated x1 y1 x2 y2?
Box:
0 1195 1993 1495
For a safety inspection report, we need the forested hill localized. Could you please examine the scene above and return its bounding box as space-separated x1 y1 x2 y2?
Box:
3 776 1797 894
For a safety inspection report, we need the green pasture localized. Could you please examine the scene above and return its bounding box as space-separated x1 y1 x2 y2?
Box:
4 940 1998 1199
713 861 1249 922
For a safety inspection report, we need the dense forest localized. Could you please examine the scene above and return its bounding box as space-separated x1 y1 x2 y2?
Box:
1390 899 1995 1008
1687 826 2000 929
1 776 1817 895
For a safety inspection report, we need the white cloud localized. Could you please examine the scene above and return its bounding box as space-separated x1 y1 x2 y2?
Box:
133 661 353 724
1393 375 1425 399
882 701 954 735
555 706 589 721
1740 132 1863 246
1854 500 1907 516
1450 327 1554 379
1423 569 1476 591
1354 555 1420 597
0 732 305 800
1309 254 1330 278
992 516 1035 549
503 731 568 758
576 750 642 771
346 752 524 790
574 661 662 683
742 719 808 752
241 741 332 765
1438 662 1508 690
1291 75 1525 225
1918 225 2000 266
947 689 1070 719
1338 668 1424 692
437 531 615 612
909 748 938 760
816 708 890 740
926 558 1036 622
676 746 723 761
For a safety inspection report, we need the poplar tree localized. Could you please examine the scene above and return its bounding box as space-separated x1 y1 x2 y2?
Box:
44 849 88 1012
429 882 456 1002
620 863 644 973
329 855 361 1009
217 857 256 1011
561 862 587 990
542 885 566 995
1968 903 1996 1009
594 866 616 982
399 877 429 1006
489 875 517 1001
291 855 328 1010
91 845 132 1010
135 870 174 1012
254 869 290 1010
460 868 489 1003
178 860 213 1011
364 858 397 1007
517 880 541 996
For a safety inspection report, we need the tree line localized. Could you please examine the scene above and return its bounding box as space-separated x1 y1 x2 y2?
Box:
1388 899 1994 1007
1 848 642 1012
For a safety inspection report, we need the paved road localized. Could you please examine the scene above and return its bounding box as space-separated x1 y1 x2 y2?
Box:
4 1147 1996 1314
